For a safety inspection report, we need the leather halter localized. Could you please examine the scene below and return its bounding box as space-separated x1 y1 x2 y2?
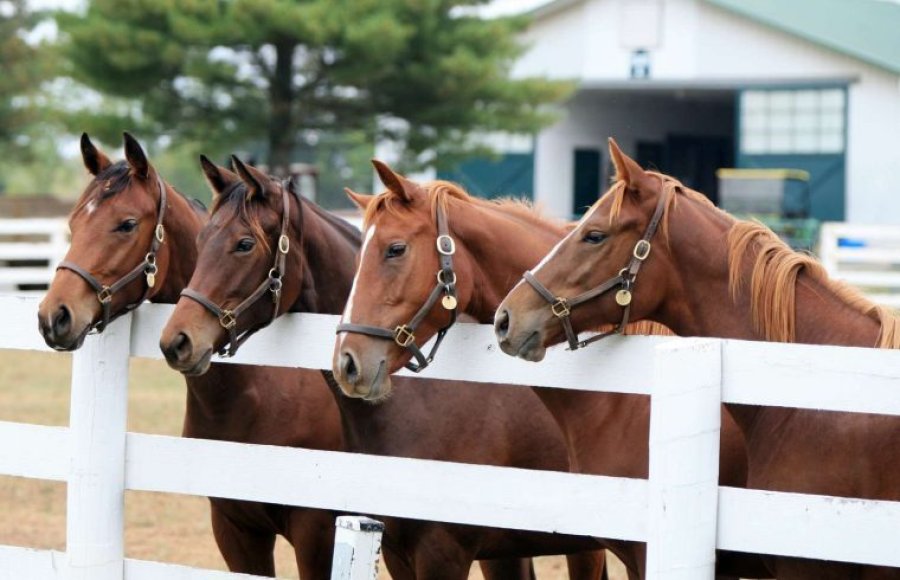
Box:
522 187 669 350
179 180 296 358
336 204 458 373
56 174 167 333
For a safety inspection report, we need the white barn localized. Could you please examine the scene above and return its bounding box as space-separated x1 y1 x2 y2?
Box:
440 0 900 224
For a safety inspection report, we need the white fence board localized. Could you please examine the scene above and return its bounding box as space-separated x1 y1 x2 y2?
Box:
718 487 900 568
819 222 900 306
125 559 268 580
0 421 68 481
0 546 65 580
0 295 54 352
125 433 648 542
722 340 900 416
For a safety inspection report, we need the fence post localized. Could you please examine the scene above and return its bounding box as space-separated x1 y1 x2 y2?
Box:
330 516 384 580
646 338 722 580
66 314 132 580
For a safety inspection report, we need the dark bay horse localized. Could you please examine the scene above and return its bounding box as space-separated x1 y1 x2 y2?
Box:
37 133 343 578
329 161 766 580
496 138 900 579
158 156 607 580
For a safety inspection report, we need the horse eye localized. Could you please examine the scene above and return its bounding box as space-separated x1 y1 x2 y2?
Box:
115 219 137 233
385 243 407 259
582 230 608 245
235 238 256 253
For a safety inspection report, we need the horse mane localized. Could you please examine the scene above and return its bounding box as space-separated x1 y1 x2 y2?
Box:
727 220 900 348
363 179 569 236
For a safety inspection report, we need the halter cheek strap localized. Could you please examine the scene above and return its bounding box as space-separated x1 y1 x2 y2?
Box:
179 181 296 358
523 188 668 350
335 204 458 373
56 174 168 333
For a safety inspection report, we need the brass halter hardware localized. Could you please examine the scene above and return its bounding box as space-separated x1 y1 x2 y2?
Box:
336 203 459 373
180 179 299 357
56 174 168 333
522 189 669 350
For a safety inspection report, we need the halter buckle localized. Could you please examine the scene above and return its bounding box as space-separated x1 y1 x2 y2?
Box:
436 235 456 256
155 224 165 243
219 310 237 330
633 240 651 261
551 298 570 318
97 286 113 304
437 269 457 286
278 235 290 254
394 325 415 348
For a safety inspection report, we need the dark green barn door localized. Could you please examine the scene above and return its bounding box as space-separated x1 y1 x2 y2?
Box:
573 149 601 216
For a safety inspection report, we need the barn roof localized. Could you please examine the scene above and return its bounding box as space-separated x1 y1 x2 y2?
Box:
526 0 900 76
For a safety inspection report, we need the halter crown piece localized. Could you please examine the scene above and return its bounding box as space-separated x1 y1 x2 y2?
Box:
522 186 669 350
336 203 458 373
57 174 168 333
180 179 297 357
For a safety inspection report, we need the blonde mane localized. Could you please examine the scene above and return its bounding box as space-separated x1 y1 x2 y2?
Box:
727 221 900 348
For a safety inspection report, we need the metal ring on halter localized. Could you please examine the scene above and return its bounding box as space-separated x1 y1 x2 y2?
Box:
97 287 113 304
155 224 165 243
436 235 455 256
145 262 158 275
394 325 415 347
437 270 457 286
278 234 290 254
551 298 571 318
633 239 652 261
219 310 237 329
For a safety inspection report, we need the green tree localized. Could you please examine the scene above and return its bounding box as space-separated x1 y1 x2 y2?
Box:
58 0 571 174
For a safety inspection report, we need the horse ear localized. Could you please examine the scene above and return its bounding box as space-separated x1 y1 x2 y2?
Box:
608 137 649 192
123 132 152 180
199 154 238 198
371 159 417 203
80 133 112 176
231 155 268 200
345 188 374 210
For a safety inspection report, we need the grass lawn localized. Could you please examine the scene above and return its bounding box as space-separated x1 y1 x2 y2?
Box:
0 350 624 579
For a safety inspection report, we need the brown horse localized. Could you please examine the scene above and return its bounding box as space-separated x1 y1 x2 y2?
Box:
37 133 343 578
330 161 767 580
496 138 900 579
158 156 607 580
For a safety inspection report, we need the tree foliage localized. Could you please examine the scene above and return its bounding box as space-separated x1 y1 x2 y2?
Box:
59 0 572 173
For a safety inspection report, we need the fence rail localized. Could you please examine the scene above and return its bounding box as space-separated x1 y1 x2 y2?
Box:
0 218 68 293
820 222 900 307
1 294 899 578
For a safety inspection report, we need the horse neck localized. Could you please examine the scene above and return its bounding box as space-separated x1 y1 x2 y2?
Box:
660 195 884 430
151 184 204 304
450 200 565 323
288 199 360 315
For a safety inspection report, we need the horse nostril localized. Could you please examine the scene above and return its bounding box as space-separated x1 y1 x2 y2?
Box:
495 309 510 341
52 305 71 336
164 332 192 365
342 352 359 385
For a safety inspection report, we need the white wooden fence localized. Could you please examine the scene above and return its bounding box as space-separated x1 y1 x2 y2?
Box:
820 222 900 307
2 294 900 579
0 219 68 294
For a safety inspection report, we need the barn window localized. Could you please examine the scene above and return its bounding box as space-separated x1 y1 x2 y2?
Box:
740 88 846 155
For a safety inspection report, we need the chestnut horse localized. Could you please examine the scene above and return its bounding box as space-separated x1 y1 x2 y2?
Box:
37 133 343 578
158 156 607 580
330 161 768 580
497 138 900 579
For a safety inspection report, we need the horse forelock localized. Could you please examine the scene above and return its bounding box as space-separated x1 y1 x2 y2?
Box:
210 180 272 253
726 220 900 348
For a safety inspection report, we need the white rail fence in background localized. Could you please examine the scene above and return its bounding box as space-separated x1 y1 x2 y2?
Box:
819 222 900 307
1 294 900 580
0 219 68 294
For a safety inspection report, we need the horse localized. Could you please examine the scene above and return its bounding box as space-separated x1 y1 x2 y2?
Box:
495 138 900 579
158 155 608 580
330 160 768 580
37 133 344 578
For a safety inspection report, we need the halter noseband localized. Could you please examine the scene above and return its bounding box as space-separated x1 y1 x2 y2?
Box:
56 174 168 333
522 187 669 350
336 204 458 373
179 180 296 358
